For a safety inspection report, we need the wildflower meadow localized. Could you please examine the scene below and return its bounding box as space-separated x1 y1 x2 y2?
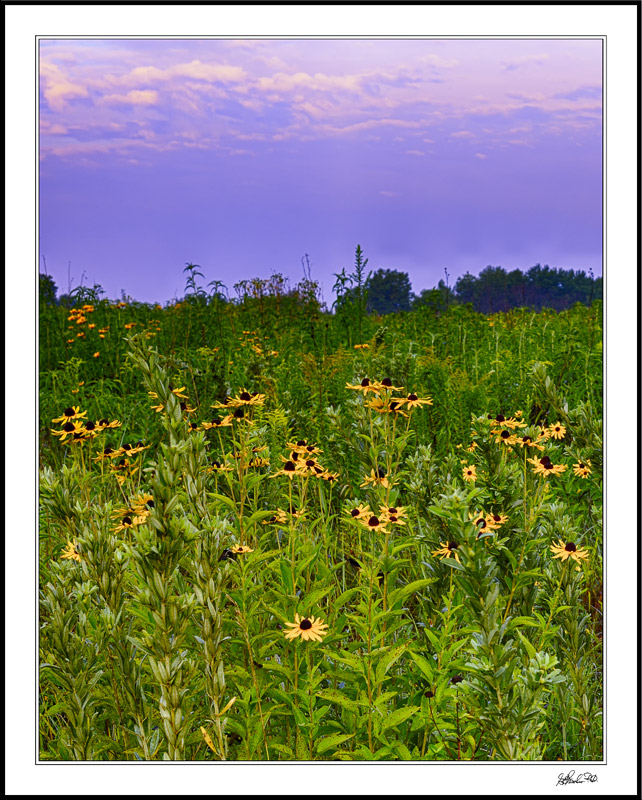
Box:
39 260 603 762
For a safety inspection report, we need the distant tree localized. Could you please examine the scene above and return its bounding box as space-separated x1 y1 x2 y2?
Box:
413 279 456 313
365 268 412 314
39 273 58 309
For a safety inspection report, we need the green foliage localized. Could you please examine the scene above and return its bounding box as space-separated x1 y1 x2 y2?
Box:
39 275 602 762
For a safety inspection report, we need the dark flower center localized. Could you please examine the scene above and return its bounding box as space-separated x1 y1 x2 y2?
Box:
100 418 108 425
390 401 399 411
211 417 222 425
85 422 95 431
578 462 585 468
180 402 187 411
540 456 552 465
118 459 126 466
122 444 132 451
425 690 435 698
190 422 198 430
388 507 397 514
299 619 312 630
368 516 380 527
73 433 83 439
360 378 371 387
501 430 510 439
305 459 315 467
146 500 154 508
493 515 501 522
104 447 113 455
376 467 386 478
63 422 75 432
233 409 244 418
544 462 554 470
389 515 398 522
450 675 463 685
495 414 505 422
64 407 75 416
565 542 577 552
555 426 561 432
284 461 295 471
351 508 360 517
522 436 532 443
123 516 132 525
408 394 418 401
448 541 459 550
306 445 315 452
477 519 486 528
297 439 306 446
240 391 252 401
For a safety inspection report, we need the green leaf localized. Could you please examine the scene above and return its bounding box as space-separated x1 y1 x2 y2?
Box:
279 560 294 595
388 578 435 607
409 651 435 682
317 689 360 712
316 732 355 755
207 492 237 511
381 705 420 732
375 642 407 684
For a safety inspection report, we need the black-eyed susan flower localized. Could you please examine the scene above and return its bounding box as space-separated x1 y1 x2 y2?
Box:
432 541 462 565
358 514 390 534
52 406 88 424
379 505 407 525
399 392 433 410
286 440 323 456
320 469 339 482
132 493 155 514
93 352 100 358
51 420 86 442
491 428 519 446
376 377 404 392
283 613 329 642
95 418 122 431
469 511 497 536
462 464 477 482
113 514 146 534
229 545 254 555
547 421 567 440
550 539 589 564
517 433 546 450
201 415 233 429
271 459 299 479
227 390 266 407
486 512 509 528
353 343 370 350
360 467 394 489
527 456 567 477
365 395 409 417
346 377 379 394
207 459 233 473
487 413 525 430
347 503 370 521
60 540 81 562
572 460 592 478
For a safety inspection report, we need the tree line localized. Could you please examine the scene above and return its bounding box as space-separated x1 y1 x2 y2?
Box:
40 255 602 316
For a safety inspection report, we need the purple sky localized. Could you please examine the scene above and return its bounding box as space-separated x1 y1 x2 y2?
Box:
39 38 603 304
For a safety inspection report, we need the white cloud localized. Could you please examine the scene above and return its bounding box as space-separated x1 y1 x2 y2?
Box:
474 153 488 159
99 90 159 106
40 61 89 111
405 149 425 156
